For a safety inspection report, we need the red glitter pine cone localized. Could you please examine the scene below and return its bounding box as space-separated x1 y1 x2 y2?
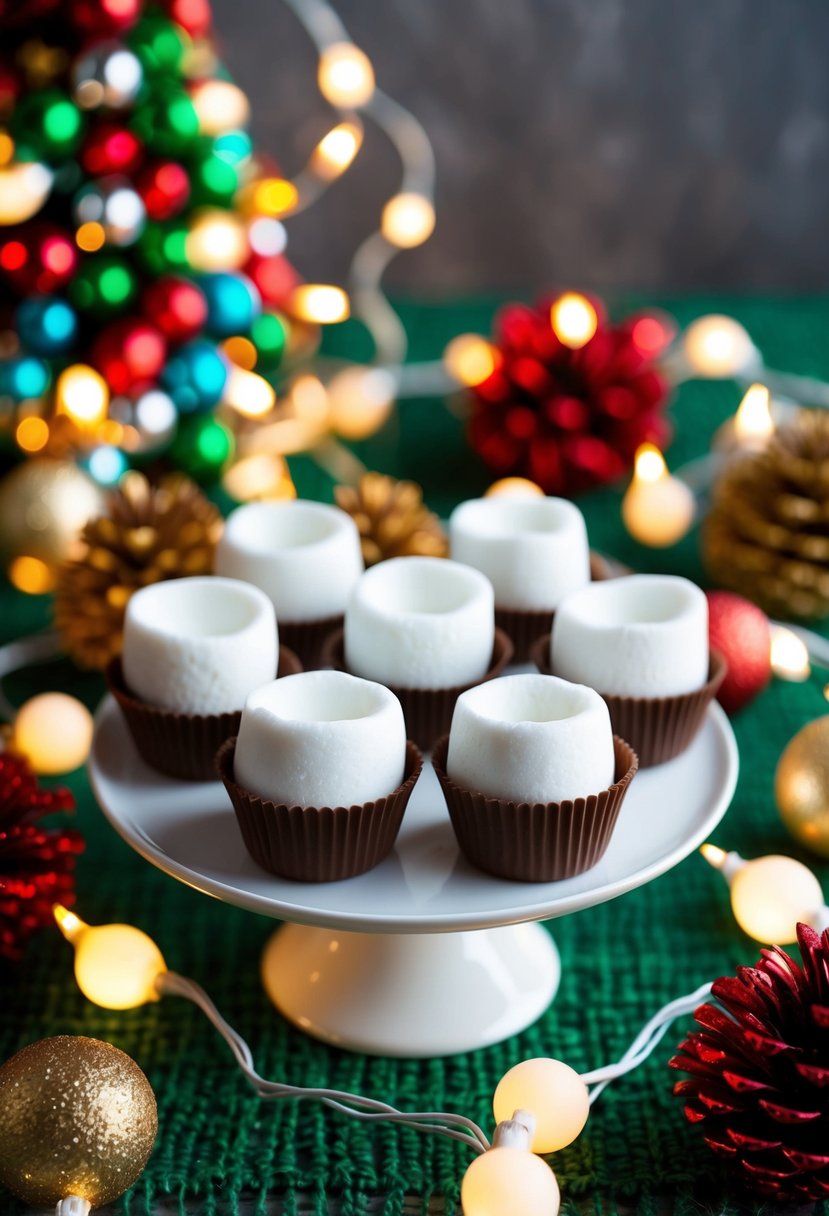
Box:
670 924 829 1201
0 751 83 961
467 298 671 496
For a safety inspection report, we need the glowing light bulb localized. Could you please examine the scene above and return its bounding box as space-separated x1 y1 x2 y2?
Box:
0 161 53 224
550 293 598 350
55 363 109 428
8 555 55 595
191 80 250 135
54 906 166 1009
733 383 774 446
444 334 498 387
222 453 296 502
290 283 350 324
702 844 826 943
621 444 696 548
682 315 759 378
327 366 395 439
484 478 545 499
318 42 375 108
13 692 94 774
249 178 299 219
493 1059 589 1153
381 193 435 249
16 415 50 452
186 209 248 271
76 220 106 252
461 1148 560 1216
770 625 810 681
310 122 363 179
224 364 275 419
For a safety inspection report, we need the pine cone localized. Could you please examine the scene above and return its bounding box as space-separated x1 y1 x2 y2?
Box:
54 471 223 670
335 472 448 567
703 411 829 620
670 923 829 1201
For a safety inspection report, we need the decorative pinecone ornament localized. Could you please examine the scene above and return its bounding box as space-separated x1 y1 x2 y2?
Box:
466 299 671 496
0 752 82 962
335 472 448 567
671 923 829 1201
704 411 829 620
54 471 223 670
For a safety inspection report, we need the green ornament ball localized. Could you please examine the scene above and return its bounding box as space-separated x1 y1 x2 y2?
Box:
189 145 238 207
250 312 287 368
133 85 198 157
11 90 84 160
137 221 190 275
128 13 187 76
69 255 138 317
170 415 234 480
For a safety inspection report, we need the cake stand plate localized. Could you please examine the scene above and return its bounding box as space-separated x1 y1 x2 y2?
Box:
90 696 738 1056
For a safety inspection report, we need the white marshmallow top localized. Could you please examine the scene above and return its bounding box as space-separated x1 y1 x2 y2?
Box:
551 574 709 697
447 673 616 804
122 576 278 715
345 557 495 690
214 499 364 622
449 496 590 611
233 670 407 808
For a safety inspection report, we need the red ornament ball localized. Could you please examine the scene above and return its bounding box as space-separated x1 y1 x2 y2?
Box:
246 252 299 310
136 160 191 222
706 590 771 714
91 318 167 394
81 123 144 178
142 276 207 344
163 0 211 35
0 751 83 962
467 298 671 497
0 223 77 295
69 0 141 35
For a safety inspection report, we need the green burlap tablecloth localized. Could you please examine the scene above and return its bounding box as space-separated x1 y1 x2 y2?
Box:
2 296 829 1216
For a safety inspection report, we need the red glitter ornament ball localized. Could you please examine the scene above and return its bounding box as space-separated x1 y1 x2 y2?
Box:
136 160 191 222
0 223 77 296
142 276 207 344
706 590 771 714
467 297 671 497
91 318 167 394
0 751 83 962
671 924 829 1202
69 0 142 35
82 123 144 178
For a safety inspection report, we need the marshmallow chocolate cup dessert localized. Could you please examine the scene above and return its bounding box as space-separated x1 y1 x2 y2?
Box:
214 500 364 669
215 670 423 882
322 556 513 750
432 673 638 882
449 495 591 661
534 574 726 767
107 576 302 780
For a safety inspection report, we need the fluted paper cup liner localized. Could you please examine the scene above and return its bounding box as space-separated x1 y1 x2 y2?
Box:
279 613 344 671
107 645 303 781
531 635 727 768
320 628 514 751
495 551 614 663
215 737 423 882
432 734 638 882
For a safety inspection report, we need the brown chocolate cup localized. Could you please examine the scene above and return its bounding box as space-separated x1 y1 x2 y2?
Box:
278 613 344 671
531 634 727 768
106 644 303 781
320 628 514 751
432 734 638 882
216 737 423 882
495 551 614 663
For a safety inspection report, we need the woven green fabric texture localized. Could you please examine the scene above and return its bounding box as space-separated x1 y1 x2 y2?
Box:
2 296 829 1216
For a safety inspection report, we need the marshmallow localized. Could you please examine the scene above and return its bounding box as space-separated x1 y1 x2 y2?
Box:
552 574 709 697
345 557 495 689
449 496 590 610
122 576 277 715
447 673 615 803
234 670 406 808
214 500 364 622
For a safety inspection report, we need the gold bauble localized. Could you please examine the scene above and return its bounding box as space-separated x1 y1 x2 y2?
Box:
775 715 829 858
0 460 103 567
0 1036 157 1208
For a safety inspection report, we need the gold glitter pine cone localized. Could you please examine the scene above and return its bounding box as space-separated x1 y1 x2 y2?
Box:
335 471 448 567
703 410 829 619
54 471 223 671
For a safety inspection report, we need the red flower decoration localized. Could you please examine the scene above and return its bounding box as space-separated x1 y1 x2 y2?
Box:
671 924 829 1201
0 752 83 962
467 298 672 497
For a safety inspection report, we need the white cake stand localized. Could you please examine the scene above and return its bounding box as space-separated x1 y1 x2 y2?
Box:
89 696 738 1057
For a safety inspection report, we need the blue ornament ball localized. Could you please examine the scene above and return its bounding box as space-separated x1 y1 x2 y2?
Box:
15 296 79 356
0 356 51 401
161 339 228 413
199 272 261 338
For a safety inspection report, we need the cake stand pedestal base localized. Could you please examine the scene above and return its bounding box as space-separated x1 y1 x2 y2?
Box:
261 921 561 1057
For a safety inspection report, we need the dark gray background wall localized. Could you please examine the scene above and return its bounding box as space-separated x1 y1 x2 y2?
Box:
212 0 829 294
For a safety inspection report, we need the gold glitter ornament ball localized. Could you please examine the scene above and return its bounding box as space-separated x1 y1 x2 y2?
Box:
0 1036 157 1208
776 716 829 858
